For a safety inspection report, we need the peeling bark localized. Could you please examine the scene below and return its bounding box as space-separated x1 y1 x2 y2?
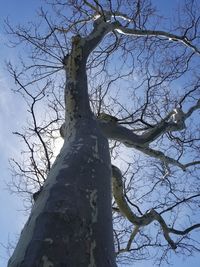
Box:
8 119 116 266
8 26 117 267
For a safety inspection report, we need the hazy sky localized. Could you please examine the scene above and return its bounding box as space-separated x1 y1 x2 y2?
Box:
0 1 199 266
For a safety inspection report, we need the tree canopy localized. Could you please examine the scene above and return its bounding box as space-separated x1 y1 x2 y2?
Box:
6 0 200 266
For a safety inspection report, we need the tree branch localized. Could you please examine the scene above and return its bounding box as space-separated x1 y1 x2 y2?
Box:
112 165 176 249
112 165 200 250
97 101 200 170
112 24 200 55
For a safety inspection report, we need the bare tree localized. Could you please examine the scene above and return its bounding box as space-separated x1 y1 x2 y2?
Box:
6 0 200 266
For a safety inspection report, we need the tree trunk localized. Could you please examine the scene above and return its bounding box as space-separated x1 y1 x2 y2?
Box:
8 30 117 267
8 117 116 267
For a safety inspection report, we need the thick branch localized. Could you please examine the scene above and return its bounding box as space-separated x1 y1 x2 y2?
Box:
112 165 146 226
139 101 200 144
185 99 200 119
98 103 200 170
112 165 176 249
98 121 193 170
83 15 113 57
113 25 200 55
112 165 200 250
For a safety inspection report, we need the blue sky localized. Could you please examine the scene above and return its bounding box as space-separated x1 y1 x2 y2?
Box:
0 1 42 265
0 1 199 266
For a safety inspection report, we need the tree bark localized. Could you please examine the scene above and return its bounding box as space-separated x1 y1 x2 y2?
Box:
8 118 116 267
8 34 116 267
